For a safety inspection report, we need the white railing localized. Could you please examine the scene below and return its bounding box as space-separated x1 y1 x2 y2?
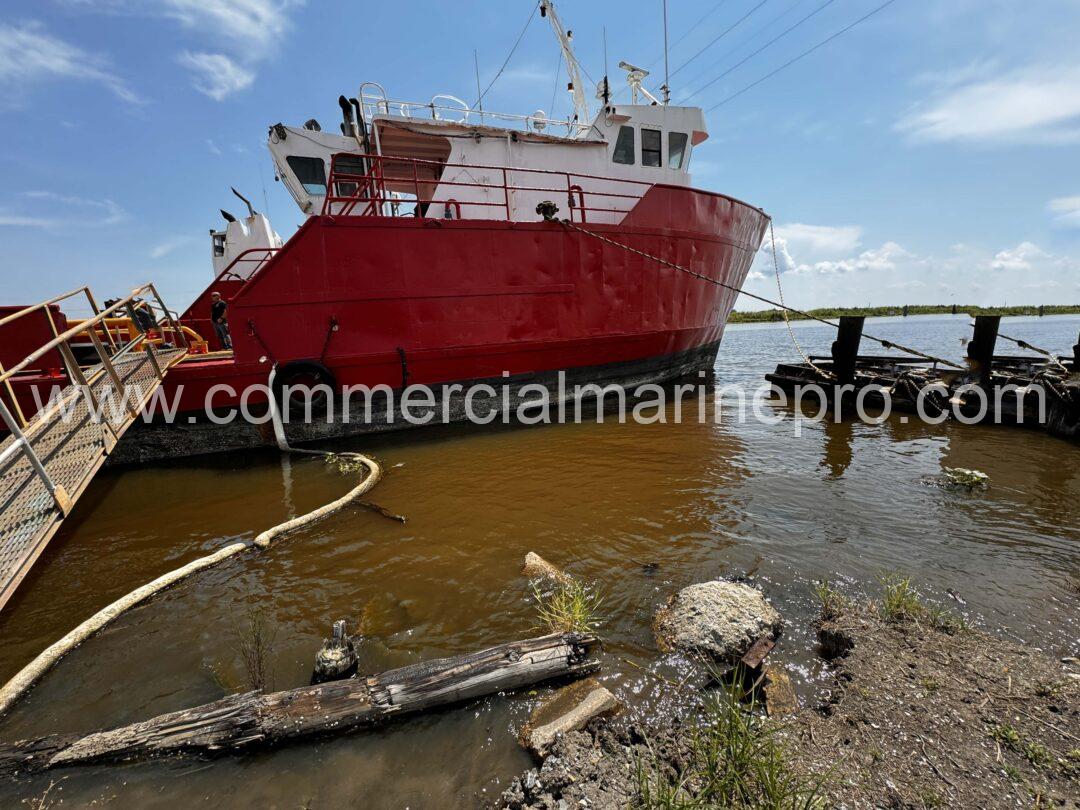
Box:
358 82 592 139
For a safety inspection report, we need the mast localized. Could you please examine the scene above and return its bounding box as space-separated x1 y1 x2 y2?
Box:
540 0 590 124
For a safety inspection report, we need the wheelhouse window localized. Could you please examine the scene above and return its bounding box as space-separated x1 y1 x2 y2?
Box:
332 155 369 197
286 156 327 195
641 128 662 167
612 126 635 165
668 132 689 169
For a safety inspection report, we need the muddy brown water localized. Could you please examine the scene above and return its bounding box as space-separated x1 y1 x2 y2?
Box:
1 315 1077 807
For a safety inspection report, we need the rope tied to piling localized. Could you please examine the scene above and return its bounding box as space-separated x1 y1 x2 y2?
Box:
555 218 965 372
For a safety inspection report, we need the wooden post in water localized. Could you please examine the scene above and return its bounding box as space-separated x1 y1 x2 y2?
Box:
967 315 1000 385
830 316 865 384
1073 331 1079 369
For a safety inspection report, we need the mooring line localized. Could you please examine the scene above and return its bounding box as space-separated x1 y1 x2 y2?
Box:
556 218 965 371
0 369 383 720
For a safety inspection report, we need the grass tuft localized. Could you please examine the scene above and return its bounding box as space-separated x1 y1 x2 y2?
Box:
878 573 924 623
633 675 827 809
812 580 847 622
532 579 603 635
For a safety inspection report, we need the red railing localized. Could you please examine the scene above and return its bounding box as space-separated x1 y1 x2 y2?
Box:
217 247 281 282
321 153 652 224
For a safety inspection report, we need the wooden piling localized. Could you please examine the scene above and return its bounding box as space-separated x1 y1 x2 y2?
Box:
830 316 865 384
967 315 1001 385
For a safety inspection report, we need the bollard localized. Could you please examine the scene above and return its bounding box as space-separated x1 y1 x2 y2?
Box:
967 315 1001 385
311 619 359 684
830 316 865 384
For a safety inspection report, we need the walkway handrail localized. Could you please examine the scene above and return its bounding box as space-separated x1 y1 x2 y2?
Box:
0 283 185 385
0 286 105 330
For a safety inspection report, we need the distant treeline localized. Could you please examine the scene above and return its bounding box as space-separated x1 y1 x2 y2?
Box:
728 304 1080 324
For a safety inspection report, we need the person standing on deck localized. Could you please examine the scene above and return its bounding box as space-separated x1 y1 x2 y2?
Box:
210 291 232 350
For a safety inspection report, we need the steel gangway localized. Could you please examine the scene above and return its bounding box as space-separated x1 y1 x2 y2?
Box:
0 284 188 611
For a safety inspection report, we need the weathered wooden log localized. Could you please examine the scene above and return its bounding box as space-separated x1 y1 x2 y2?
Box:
0 633 598 776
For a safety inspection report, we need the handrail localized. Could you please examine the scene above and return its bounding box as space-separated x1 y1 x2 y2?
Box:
322 152 652 223
0 286 96 330
359 92 592 137
216 247 281 282
0 283 178 385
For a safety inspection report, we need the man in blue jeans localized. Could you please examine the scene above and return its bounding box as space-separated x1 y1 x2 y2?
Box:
210 291 232 350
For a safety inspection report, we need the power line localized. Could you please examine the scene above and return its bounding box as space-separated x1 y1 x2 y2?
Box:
473 1 540 108
682 0 839 102
707 0 900 110
667 1 732 59
668 0 772 81
610 0 732 102
675 0 810 95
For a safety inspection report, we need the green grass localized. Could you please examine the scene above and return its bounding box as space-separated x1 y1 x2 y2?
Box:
633 676 827 809
878 573 924 623
812 580 847 622
532 579 603 635
728 303 1080 324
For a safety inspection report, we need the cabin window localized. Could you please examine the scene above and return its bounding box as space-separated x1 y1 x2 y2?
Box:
332 155 368 197
286 156 327 195
641 128 662 167
212 232 225 257
612 126 635 165
668 132 688 169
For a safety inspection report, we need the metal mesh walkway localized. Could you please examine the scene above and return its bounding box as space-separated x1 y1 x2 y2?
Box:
0 285 187 611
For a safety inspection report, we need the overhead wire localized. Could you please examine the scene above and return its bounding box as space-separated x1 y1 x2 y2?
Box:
668 0 772 82
705 0 900 110
680 0 837 102
473 0 540 108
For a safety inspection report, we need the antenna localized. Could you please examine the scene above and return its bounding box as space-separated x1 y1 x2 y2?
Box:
473 49 484 124
602 26 610 106
661 0 671 104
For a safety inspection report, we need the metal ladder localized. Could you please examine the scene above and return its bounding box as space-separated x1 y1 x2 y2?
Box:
0 284 187 611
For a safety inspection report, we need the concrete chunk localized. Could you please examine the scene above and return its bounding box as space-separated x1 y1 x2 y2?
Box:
521 678 620 758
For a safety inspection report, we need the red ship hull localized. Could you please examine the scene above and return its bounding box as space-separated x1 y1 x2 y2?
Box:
176 184 764 399
6 183 767 460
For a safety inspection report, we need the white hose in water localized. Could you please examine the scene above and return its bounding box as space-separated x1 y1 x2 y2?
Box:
0 367 382 719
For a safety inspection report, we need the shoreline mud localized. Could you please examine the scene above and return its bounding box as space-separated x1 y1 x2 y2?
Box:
498 581 1080 809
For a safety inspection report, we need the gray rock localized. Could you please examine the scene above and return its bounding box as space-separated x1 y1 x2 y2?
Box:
654 580 783 661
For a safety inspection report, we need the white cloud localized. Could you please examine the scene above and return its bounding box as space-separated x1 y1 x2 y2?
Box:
158 0 297 54
775 223 863 255
746 235 1079 309
0 191 127 228
797 242 914 275
0 21 138 103
897 63 1080 145
68 0 301 98
177 51 254 100
149 235 193 258
990 241 1051 272
1047 195 1080 228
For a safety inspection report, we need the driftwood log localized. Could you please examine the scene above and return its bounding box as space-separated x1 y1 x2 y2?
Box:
0 633 598 776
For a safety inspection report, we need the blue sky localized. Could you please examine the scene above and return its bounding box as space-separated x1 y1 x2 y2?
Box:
1 0 1078 313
